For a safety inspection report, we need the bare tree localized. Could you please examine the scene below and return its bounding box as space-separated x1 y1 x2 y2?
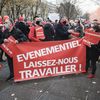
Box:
1 0 48 20
57 3 65 18
40 2 48 19
92 0 100 5
82 13 90 20
30 0 37 20
57 0 81 19
0 0 9 15
29 0 42 20
15 0 30 18
4 0 34 19
34 0 42 17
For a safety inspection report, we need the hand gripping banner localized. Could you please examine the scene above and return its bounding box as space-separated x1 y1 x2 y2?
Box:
84 30 100 44
0 36 17 57
12 38 86 82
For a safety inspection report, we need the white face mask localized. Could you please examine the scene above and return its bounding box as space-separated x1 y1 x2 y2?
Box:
70 22 74 26
74 23 77 26
4 19 11 29
4 24 10 29
4 21 11 29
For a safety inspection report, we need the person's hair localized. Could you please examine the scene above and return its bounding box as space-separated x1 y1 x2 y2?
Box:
93 24 100 32
36 21 40 25
9 18 14 25
34 16 39 20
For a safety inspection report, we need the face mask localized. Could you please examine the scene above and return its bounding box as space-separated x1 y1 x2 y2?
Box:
70 22 74 26
91 24 94 28
63 21 67 25
4 23 10 29
74 23 77 26
0 27 2 31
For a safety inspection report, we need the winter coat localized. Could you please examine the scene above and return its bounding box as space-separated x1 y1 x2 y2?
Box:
43 23 55 41
15 21 30 37
2 27 28 43
54 23 70 40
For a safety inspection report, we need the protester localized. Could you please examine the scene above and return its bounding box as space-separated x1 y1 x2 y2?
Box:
0 16 3 24
86 22 100 78
0 14 100 81
83 20 91 29
0 23 4 62
1 17 28 81
26 21 33 27
0 24 3 44
69 20 75 29
53 19 58 29
3 15 9 22
73 19 85 38
15 16 30 38
43 22 55 41
28 18 45 42
54 17 72 40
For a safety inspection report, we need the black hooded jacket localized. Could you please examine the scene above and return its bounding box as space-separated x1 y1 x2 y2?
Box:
1 27 28 44
55 23 70 40
15 21 30 37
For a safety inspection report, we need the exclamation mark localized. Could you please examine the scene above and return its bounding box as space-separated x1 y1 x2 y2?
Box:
79 64 82 72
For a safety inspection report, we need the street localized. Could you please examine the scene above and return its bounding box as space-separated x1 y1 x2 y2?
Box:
0 62 100 100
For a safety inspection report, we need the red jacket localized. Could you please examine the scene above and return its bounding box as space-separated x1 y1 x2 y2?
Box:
28 26 45 42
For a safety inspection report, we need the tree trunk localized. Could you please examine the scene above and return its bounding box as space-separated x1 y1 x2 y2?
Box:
0 10 2 16
31 5 34 20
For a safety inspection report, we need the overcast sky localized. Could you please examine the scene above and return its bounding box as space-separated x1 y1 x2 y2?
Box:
47 0 57 4
47 0 99 13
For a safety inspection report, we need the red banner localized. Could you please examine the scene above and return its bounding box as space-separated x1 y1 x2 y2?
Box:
84 31 100 44
71 32 79 37
0 36 16 57
12 39 86 82
71 30 100 45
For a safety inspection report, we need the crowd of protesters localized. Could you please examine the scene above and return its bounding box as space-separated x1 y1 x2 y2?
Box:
0 15 100 81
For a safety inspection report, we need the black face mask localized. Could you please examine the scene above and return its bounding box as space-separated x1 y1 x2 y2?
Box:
63 21 67 25
93 25 100 32
0 27 2 30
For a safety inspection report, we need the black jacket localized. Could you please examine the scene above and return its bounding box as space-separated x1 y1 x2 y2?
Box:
55 23 70 40
74 24 84 37
15 21 30 37
1 27 28 43
0 30 3 44
43 23 55 41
